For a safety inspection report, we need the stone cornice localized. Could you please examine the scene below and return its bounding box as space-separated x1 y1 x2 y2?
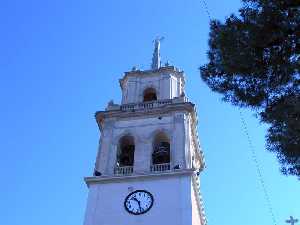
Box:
95 102 195 128
84 169 195 187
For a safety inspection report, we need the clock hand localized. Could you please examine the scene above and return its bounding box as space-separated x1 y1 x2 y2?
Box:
137 201 142 212
132 197 139 203
132 197 142 211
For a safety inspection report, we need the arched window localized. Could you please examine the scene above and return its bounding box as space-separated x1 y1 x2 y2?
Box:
152 132 170 165
117 135 135 167
143 88 157 102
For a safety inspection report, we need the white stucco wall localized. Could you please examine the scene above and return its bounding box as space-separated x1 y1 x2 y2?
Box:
84 175 200 225
88 66 205 225
121 73 184 104
95 113 192 175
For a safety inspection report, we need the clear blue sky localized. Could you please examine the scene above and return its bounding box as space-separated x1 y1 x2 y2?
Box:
0 1 299 225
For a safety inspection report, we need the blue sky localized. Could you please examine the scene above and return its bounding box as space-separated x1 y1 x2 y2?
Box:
0 0 299 225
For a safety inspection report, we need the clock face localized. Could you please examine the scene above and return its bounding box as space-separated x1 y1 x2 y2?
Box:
124 190 154 215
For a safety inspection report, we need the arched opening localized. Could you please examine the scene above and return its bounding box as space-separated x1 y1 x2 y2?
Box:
143 88 157 102
115 135 135 175
151 132 170 172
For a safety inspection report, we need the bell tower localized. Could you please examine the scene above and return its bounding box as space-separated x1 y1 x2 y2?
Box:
83 40 207 225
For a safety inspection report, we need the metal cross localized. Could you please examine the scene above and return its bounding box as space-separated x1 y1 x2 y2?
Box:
286 216 299 225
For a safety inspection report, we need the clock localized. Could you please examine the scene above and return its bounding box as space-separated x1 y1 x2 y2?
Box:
124 190 154 215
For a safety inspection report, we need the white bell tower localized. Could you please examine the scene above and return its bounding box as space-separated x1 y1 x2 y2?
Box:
83 40 207 225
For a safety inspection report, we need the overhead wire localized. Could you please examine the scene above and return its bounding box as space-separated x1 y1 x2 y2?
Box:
201 0 212 21
199 1 278 225
239 109 278 225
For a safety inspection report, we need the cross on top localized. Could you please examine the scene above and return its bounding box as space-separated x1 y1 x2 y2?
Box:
286 216 299 225
151 36 164 70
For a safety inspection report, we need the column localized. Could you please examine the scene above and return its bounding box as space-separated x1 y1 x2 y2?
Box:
172 113 186 168
134 136 152 173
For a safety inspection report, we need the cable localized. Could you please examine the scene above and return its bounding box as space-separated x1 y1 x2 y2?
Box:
201 0 212 21
239 109 278 225
198 1 278 225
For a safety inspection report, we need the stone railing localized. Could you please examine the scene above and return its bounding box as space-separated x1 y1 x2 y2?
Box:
120 99 173 111
114 166 133 176
150 163 171 172
105 97 189 112
118 97 188 112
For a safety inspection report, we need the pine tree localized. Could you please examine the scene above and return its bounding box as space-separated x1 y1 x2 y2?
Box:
200 0 300 178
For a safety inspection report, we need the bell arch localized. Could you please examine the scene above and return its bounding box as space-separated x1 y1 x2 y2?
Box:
143 87 157 102
152 131 170 165
116 135 135 167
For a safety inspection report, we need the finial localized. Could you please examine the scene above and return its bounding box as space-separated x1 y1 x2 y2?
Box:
151 36 164 70
165 60 171 66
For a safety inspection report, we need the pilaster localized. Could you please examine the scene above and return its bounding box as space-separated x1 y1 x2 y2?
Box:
172 113 186 168
134 136 152 173
95 119 115 175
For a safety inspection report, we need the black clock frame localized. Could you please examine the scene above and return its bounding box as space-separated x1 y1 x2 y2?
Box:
124 190 154 215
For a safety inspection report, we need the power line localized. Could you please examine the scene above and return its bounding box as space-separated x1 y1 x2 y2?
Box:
198 1 278 225
239 109 278 225
201 0 212 21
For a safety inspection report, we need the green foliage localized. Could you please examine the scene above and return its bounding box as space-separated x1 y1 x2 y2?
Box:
200 0 300 178
261 93 300 176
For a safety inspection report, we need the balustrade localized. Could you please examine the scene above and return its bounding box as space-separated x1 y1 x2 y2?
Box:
150 163 171 172
114 166 133 175
120 99 174 111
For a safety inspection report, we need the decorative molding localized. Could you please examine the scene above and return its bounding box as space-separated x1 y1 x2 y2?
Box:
96 102 194 125
84 169 195 186
192 175 207 225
